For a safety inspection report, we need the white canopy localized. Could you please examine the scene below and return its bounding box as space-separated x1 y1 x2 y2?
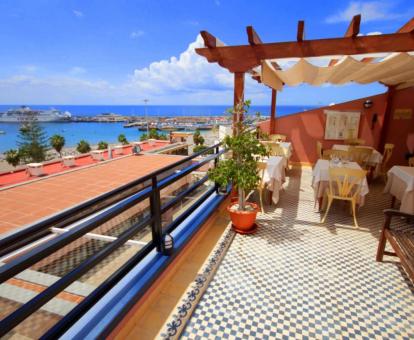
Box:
260 52 414 91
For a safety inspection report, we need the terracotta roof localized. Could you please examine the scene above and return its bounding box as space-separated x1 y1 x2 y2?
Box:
0 141 171 187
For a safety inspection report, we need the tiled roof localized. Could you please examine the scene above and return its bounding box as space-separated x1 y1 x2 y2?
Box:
0 153 183 236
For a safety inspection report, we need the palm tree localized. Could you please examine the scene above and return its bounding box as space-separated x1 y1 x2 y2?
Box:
50 134 65 157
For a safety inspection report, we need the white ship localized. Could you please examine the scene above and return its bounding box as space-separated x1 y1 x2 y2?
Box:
0 106 72 122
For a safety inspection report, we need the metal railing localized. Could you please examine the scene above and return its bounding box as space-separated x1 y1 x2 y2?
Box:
0 143 225 338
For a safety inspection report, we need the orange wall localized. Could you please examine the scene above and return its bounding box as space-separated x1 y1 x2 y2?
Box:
259 86 414 165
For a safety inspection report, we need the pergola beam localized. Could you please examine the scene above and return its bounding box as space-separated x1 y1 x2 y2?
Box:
200 30 225 48
297 20 305 42
196 32 414 72
247 26 263 45
361 17 414 63
329 14 361 66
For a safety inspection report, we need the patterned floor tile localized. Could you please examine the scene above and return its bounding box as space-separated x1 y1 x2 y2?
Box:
181 167 414 339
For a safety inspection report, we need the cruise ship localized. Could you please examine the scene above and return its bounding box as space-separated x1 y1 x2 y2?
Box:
0 106 71 122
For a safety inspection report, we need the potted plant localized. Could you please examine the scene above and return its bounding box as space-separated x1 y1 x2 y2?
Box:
208 100 267 234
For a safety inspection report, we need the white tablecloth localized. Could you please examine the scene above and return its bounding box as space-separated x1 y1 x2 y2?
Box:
263 156 286 204
384 166 414 214
312 159 369 206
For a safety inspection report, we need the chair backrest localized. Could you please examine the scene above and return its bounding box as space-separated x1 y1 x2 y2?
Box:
270 134 287 142
316 141 323 159
409 157 414 167
257 161 267 189
262 141 285 157
381 143 394 170
322 149 350 160
328 167 366 199
344 138 365 146
349 146 373 167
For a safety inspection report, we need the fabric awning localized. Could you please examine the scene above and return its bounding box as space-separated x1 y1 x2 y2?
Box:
260 52 414 91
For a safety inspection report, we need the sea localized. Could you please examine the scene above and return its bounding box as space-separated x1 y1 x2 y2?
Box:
0 105 314 153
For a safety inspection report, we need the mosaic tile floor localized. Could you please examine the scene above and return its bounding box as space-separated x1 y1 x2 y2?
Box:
181 167 414 339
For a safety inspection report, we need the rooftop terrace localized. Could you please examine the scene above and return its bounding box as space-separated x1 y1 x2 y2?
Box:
0 152 183 235
157 167 414 339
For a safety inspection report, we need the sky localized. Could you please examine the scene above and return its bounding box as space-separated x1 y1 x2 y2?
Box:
0 0 412 106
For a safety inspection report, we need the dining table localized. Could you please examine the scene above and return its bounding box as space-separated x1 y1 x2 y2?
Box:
262 156 286 205
384 166 414 214
312 159 369 210
332 144 383 177
261 141 293 167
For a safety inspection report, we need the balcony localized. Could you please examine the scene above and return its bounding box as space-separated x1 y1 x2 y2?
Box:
155 166 414 339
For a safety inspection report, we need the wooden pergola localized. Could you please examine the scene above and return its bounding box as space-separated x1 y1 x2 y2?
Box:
195 16 414 150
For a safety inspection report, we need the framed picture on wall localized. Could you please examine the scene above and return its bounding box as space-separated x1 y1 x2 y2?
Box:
324 110 361 140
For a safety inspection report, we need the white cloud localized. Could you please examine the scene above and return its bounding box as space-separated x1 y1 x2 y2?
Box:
0 35 267 105
69 66 86 75
0 74 114 104
128 35 234 94
19 65 38 73
73 10 84 18
130 30 145 39
326 1 402 23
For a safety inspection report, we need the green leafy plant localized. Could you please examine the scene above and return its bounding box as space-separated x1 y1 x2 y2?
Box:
192 128 212 154
17 113 49 163
208 100 268 211
97 141 108 150
50 134 65 156
193 145 209 154
118 134 129 145
4 149 21 168
140 129 168 141
76 140 91 153
193 128 205 146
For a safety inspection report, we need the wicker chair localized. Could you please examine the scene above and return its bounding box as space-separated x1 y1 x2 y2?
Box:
349 147 373 170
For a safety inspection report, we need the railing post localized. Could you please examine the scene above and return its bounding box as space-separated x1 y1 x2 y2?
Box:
214 146 220 193
150 176 163 252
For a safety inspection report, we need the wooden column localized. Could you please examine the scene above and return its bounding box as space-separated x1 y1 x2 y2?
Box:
233 72 245 134
270 89 277 134
378 86 395 153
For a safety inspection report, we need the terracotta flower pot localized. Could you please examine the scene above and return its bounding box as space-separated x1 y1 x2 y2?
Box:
227 202 259 234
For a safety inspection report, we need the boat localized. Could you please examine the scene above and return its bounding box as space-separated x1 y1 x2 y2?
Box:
0 130 5 134
0 106 72 122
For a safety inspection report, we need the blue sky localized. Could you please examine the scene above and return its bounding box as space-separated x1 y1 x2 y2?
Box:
0 0 412 106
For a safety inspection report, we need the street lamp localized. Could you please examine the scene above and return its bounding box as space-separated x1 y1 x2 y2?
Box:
143 99 149 135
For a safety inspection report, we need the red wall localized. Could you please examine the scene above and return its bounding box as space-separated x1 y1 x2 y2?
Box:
259 86 414 166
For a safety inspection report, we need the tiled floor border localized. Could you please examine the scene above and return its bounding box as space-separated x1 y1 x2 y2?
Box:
157 223 235 339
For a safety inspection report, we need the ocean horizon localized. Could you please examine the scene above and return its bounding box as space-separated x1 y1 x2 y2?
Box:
0 104 316 153
0 104 316 117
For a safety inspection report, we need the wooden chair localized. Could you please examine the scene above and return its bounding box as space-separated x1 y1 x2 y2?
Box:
257 161 268 213
409 157 414 167
349 147 373 169
376 209 414 282
344 138 365 146
316 141 323 159
321 167 366 227
322 149 350 160
379 143 394 181
270 134 287 142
